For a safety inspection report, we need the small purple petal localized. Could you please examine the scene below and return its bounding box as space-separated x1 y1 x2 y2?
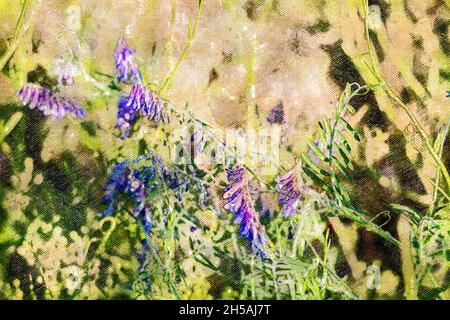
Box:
275 169 303 217
114 37 141 83
223 167 267 256
267 101 285 125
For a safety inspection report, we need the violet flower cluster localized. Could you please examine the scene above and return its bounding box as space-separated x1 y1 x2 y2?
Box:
101 153 188 270
116 83 170 138
267 101 285 125
101 152 189 224
114 37 141 83
275 169 303 217
223 167 267 256
17 84 86 119
113 37 169 138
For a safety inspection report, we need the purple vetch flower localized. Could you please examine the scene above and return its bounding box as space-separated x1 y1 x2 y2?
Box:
126 168 151 217
191 127 209 155
114 37 141 83
102 160 130 216
224 167 267 256
116 83 170 138
115 96 138 138
191 126 225 164
101 150 201 270
149 153 189 200
275 169 303 217
267 101 285 125
129 83 169 123
140 205 153 235
101 150 190 218
196 183 209 206
17 84 86 119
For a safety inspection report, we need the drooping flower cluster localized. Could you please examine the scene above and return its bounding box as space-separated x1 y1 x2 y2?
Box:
116 83 170 138
267 101 285 125
101 151 189 223
275 169 303 217
100 154 187 271
17 84 86 119
114 37 141 83
223 167 267 256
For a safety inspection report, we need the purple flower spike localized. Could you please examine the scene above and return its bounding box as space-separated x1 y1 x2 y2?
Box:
275 169 303 217
114 37 141 83
17 84 85 119
116 83 169 138
267 101 285 125
224 167 267 256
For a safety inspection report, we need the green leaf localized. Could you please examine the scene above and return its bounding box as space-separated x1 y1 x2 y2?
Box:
389 204 422 225
303 167 330 193
194 253 218 271
347 104 356 115
318 120 324 132
332 156 353 181
338 206 400 247
336 130 352 153
317 124 328 146
324 116 332 134
339 117 352 130
300 152 325 176
308 141 328 162
334 174 351 203
0 112 22 142
341 118 361 142
333 142 353 170
433 128 445 153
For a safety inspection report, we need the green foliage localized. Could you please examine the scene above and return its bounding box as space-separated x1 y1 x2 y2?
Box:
0 0 448 301
301 83 400 247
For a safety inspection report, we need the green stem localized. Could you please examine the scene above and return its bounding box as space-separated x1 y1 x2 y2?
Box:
304 237 359 299
0 112 23 142
271 261 280 300
361 0 450 192
429 122 449 216
98 216 117 252
158 0 204 96
0 0 32 71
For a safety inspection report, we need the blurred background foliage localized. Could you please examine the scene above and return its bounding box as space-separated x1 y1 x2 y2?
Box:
0 0 448 299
